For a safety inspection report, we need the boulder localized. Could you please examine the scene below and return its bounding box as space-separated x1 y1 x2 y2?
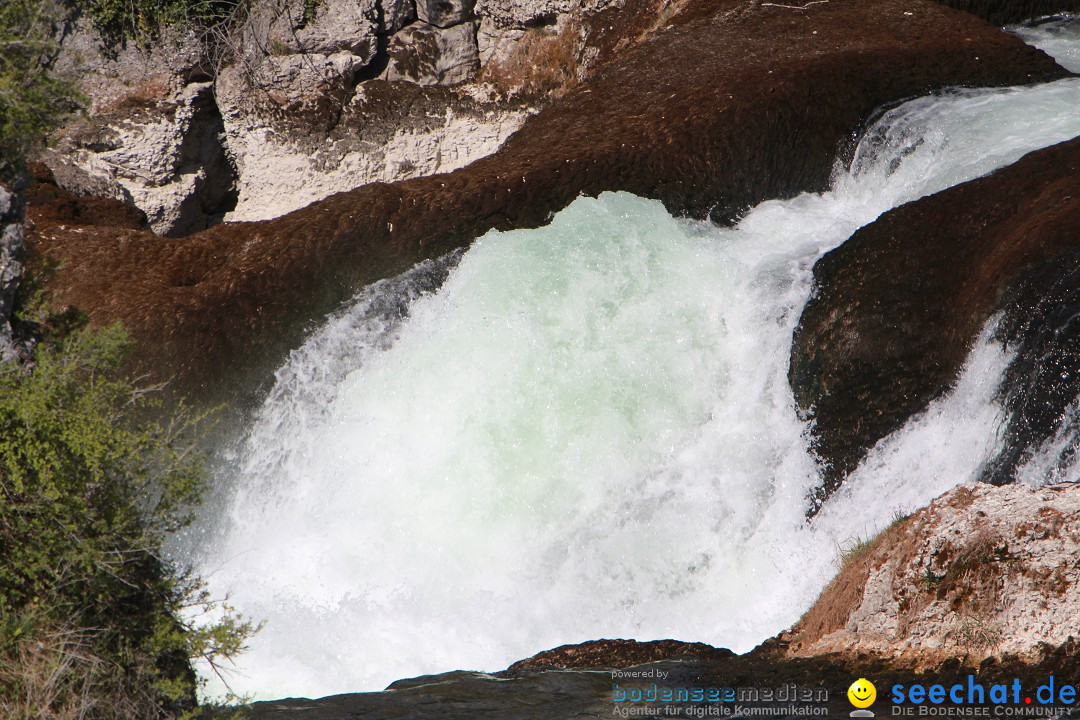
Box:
789 137 1080 502
416 0 475 27
42 81 237 236
238 51 371 98
784 482 1080 667
385 21 480 85
227 0 380 98
28 0 1069 395
243 0 380 56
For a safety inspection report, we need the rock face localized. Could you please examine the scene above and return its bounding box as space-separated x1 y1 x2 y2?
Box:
213 77 530 221
44 23 239 236
41 0 629 230
384 21 480 85
36 0 1079 236
233 0 380 97
43 80 237 236
784 482 1080 666
190 0 640 222
789 137 1080 502
28 0 1068 396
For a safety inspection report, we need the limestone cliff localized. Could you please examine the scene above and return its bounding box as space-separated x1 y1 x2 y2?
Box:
40 0 647 232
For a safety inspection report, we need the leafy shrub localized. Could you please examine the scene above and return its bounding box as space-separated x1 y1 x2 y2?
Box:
0 323 255 719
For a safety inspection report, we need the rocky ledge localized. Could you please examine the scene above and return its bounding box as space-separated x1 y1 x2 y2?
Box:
28 0 1068 398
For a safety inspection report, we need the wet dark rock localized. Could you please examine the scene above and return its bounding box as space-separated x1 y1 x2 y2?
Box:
790 137 1080 505
250 669 613 719
28 0 1068 398
504 638 735 673
983 246 1080 485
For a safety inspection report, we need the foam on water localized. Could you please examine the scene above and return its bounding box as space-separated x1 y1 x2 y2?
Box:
188 33 1080 700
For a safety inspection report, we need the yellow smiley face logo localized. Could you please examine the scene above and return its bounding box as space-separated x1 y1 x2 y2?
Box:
848 678 876 708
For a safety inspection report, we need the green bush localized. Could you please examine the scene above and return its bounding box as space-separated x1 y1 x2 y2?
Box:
0 323 255 719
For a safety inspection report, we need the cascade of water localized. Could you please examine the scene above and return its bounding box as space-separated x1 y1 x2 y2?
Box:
188 28 1080 701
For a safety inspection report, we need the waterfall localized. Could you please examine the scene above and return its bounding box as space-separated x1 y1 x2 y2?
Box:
186 25 1080 701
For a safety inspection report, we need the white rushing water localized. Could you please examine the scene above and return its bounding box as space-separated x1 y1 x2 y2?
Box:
189 31 1080 700
1010 15 1080 73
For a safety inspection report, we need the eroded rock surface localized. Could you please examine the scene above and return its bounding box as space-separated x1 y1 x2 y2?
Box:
29 0 1068 396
